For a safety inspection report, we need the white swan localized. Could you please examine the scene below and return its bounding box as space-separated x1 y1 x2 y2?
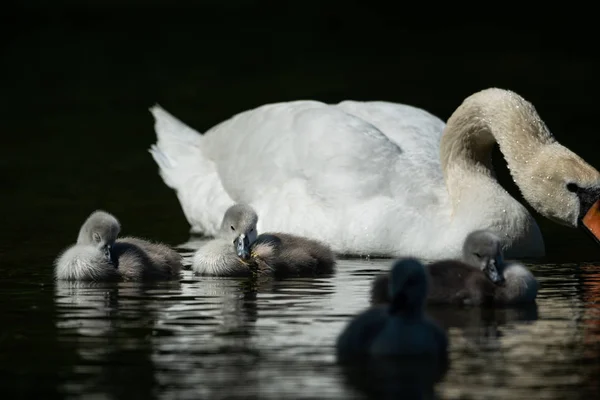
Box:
148 88 600 259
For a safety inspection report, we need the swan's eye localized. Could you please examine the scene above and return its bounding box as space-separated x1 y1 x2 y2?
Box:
230 225 235 231
566 183 579 193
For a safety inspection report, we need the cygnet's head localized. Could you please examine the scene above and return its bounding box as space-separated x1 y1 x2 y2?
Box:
462 230 505 285
219 204 259 260
76 210 121 261
387 258 429 315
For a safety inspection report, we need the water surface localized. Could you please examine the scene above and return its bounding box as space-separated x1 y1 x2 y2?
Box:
3 238 599 399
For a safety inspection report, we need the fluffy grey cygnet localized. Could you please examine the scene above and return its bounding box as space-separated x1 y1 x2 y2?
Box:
336 258 448 363
192 204 336 277
371 230 538 306
55 210 183 281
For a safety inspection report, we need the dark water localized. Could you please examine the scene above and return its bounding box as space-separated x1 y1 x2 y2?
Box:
3 4 600 399
3 238 600 399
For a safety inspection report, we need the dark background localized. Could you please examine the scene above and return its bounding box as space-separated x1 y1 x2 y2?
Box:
3 2 600 270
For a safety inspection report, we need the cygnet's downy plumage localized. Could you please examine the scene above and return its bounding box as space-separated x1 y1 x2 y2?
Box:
192 204 336 277
55 210 183 281
371 230 538 306
336 258 448 363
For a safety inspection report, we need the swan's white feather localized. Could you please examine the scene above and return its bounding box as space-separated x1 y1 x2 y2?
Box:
149 99 540 259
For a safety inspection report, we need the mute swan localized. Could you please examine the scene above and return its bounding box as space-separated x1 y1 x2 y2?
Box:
55 210 183 281
336 258 448 363
371 230 538 306
149 88 600 259
192 203 336 277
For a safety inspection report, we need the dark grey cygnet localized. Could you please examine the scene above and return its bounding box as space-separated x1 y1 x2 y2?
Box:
336 258 448 363
371 230 538 306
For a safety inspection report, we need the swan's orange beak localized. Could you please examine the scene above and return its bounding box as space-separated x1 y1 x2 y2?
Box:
582 199 600 245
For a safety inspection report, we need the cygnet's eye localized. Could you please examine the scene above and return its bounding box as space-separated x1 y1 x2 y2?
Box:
230 225 235 231
566 182 579 193
93 232 102 244
250 228 254 233
474 252 482 259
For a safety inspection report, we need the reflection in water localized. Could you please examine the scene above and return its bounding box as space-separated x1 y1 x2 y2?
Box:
340 357 449 400
438 263 599 400
18 243 594 399
581 264 600 397
581 264 600 347
55 280 182 399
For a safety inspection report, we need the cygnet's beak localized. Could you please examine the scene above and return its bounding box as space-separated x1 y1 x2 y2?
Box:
103 244 112 263
582 198 600 246
484 257 505 285
234 233 251 260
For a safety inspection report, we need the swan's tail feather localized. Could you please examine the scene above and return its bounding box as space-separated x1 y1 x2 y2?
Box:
149 144 177 189
149 105 204 190
148 105 232 236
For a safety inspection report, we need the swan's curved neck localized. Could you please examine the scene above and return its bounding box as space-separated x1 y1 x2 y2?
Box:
440 89 555 206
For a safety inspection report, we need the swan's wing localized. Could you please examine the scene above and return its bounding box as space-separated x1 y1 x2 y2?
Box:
202 100 405 204
335 100 446 184
200 100 451 256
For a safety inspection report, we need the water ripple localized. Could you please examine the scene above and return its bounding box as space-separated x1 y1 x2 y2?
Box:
3 242 598 399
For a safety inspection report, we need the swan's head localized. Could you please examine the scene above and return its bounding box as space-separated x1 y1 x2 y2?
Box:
220 204 259 260
445 88 600 247
516 144 600 244
462 230 505 285
76 210 121 262
388 258 428 315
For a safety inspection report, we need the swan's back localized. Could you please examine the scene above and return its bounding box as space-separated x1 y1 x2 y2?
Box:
151 100 457 258
203 101 407 204
335 100 446 173
112 237 182 281
54 245 119 281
